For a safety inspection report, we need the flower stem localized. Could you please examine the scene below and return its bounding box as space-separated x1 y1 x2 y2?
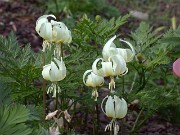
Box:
55 89 58 110
131 108 143 132
122 76 124 96
95 102 99 133
42 51 46 120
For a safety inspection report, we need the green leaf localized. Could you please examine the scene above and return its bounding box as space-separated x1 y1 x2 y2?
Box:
161 37 180 45
0 105 32 135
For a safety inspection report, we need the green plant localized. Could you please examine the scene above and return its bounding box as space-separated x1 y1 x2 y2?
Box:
0 12 180 134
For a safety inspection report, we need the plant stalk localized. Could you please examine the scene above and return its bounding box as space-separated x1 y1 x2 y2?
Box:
131 108 143 132
42 51 46 120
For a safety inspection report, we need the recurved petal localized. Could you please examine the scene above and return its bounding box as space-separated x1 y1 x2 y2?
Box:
49 61 59 82
101 62 114 76
52 21 72 44
58 58 66 80
105 96 115 118
91 72 104 86
36 14 56 34
42 64 51 81
118 39 135 62
102 35 118 61
110 55 128 76
114 96 127 119
83 70 93 86
92 58 105 77
39 22 52 41
54 58 66 81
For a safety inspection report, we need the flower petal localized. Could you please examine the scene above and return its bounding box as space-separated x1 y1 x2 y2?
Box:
42 64 51 81
54 57 66 81
109 55 128 76
102 35 118 61
114 96 127 119
91 72 104 86
52 20 72 44
83 70 93 86
39 22 52 41
49 61 59 82
102 62 114 76
118 39 135 62
36 14 56 35
92 58 105 76
105 96 115 118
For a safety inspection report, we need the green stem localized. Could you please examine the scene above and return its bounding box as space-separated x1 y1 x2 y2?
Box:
54 0 59 13
56 88 58 110
137 67 146 92
95 102 99 134
130 108 143 133
42 51 46 121
122 76 125 96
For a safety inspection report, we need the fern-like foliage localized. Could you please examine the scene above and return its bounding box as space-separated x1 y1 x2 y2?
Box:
0 105 32 135
0 33 42 102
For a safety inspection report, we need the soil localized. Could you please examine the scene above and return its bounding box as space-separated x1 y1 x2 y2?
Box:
0 0 180 134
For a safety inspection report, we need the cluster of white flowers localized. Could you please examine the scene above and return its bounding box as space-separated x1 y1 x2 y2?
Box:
83 35 135 135
36 15 72 98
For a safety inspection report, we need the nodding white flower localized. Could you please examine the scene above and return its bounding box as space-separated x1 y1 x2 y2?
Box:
118 39 135 62
102 35 135 62
83 70 104 87
92 56 128 91
36 15 72 45
83 70 104 101
102 35 118 61
42 57 66 82
36 14 55 41
92 56 128 77
101 95 128 135
42 57 66 97
51 20 72 44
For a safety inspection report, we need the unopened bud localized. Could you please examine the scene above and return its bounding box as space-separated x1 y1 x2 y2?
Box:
136 53 143 63
64 110 71 123
95 15 101 22
45 110 58 120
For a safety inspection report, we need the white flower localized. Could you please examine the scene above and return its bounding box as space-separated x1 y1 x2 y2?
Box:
83 70 104 101
92 55 128 77
42 57 66 82
102 35 118 61
35 15 72 45
109 54 128 76
42 57 66 97
102 35 135 62
102 95 127 119
35 14 55 41
83 70 104 87
101 95 128 135
51 20 72 44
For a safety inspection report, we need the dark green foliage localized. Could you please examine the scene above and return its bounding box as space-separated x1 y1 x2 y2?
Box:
0 105 32 135
126 22 180 132
0 33 42 102
0 13 180 133
46 0 120 18
0 82 11 105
